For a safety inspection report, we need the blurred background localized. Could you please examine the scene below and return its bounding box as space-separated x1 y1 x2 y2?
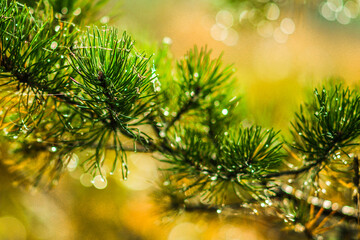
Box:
1 0 360 239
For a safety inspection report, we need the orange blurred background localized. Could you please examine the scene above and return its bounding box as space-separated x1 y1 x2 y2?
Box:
1 0 360 239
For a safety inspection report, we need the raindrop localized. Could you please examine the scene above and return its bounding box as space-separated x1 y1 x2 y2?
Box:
100 16 110 24
222 109 228 115
162 37 172 45
266 3 280 21
50 146 57 152
73 8 81 16
159 131 166 138
93 175 107 189
61 7 68 15
216 209 222 214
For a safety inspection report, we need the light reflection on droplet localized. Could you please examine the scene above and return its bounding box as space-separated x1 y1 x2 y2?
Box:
67 153 79 172
93 175 107 189
100 16 110 24
80 173 93 187
345 1 359 18
342 205 355 215
280 18 295 35
328 0 343 11
61 7 68 15
216 10 234 28
223 28 238 46
323 200 332 209
266 3 280 21
50 41 58 50
239 10 249 23
257 20 273 38
163 36 173 45
337 8 351 24
321 3 336 21
73 8 81 16
50 146 57 152
210 24 228 41
273 27 288 43
222 109 228 115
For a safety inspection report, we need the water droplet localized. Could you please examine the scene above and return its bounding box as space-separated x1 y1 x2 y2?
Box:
162 36 172 45
159 131 166 138
100 16 110 24
73 8 81 16
50 146 57 152
13 135 18 139
210 175 217 181
194 72 199 78
164 110 169 116
50 41 58 49
93 175 107 189
216 209 222 214
222 109 228 115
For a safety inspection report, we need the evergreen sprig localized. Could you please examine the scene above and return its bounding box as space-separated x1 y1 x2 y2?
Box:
162 126 283 202
291 84 360 163
2 1 360 238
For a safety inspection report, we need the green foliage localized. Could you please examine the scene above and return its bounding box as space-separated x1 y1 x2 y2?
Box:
291 85 360 159
162 126 283 203
1 1 360 239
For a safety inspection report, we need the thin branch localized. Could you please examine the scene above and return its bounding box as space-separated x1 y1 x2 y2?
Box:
262 160 321 178
163 86 200 133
